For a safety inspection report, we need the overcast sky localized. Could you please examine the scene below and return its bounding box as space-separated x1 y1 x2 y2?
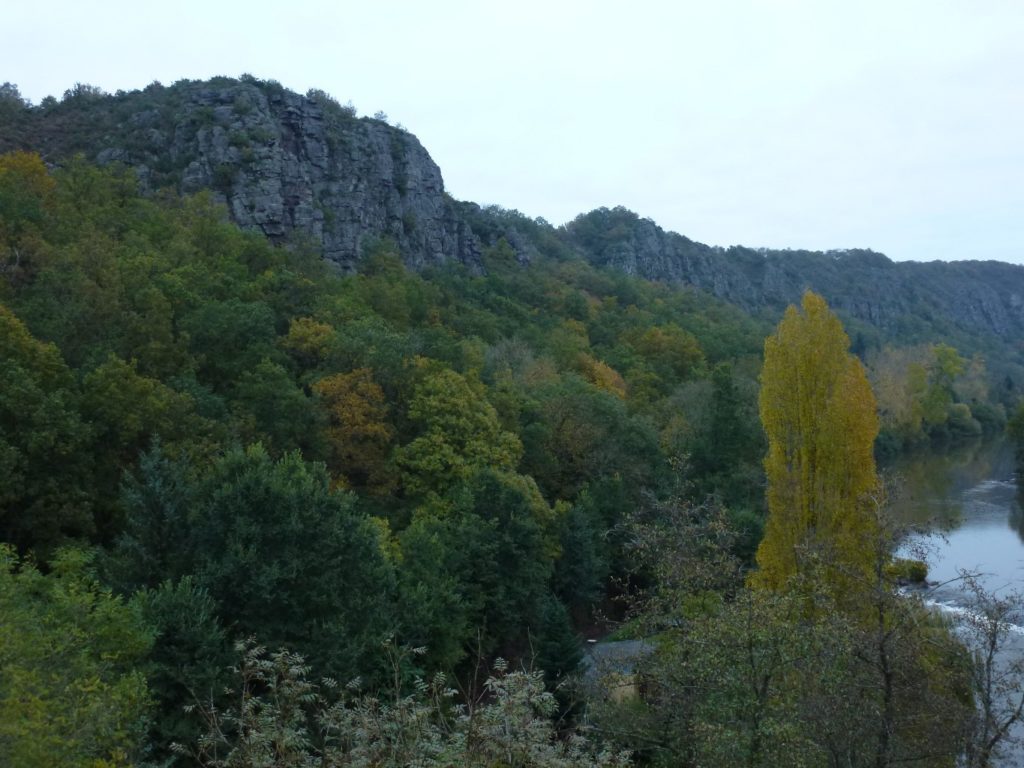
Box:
5 1 1024 263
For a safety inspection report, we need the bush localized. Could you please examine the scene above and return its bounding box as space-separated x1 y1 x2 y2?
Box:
888 558 929 584
178 641 630 768
212 162 235 190
306 88 357 120
947 403 982 437
61 82 107 103
227 130 249 149
971 401 1006 433
1008 401 1024 443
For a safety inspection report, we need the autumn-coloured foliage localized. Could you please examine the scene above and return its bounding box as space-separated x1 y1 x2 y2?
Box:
280 316 335 369
1 149 1010 764
752 291 880 593
313 367 395 492
579 354 627 399
0 151 54 237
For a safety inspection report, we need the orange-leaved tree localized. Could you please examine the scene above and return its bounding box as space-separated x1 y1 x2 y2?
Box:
314 367 395 493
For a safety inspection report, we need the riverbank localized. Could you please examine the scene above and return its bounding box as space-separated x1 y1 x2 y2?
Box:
890 437 1024 766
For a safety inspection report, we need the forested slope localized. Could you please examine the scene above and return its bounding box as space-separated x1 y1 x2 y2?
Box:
3 77 1024 353
1 76 1021 766
0 151 775 763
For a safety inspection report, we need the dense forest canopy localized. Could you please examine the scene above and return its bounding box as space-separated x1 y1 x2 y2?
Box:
0 85 1022 766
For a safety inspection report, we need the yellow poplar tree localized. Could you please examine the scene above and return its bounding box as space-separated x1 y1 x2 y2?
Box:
751 291 880 593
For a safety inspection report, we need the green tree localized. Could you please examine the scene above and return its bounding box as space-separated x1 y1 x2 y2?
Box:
0 83 28 119
396 469 557 667
395 364 521 497
131 577 232 767
104 444 196 593
179 299 279 393
394 512 473 671
108 445 395 680
531 592 584 686
867 346 929 448
553 490 610 620
521 376 664 501
231 358 323 456
612 489 972 768
0 303 94 551
688 362 764 508
1008 401 1024 466
105 450 232 764
80 354 199 495
0 546 152 767
752 291 880 594
627 323 706 382
0 151 54 279
189 446 395 676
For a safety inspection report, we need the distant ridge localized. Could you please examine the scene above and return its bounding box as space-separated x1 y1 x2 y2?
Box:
563 207 1024 341
3 76 1024 344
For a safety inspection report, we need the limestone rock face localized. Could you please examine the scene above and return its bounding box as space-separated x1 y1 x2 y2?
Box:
564 207 1024 340
6 78 1024 343
8 79 483 272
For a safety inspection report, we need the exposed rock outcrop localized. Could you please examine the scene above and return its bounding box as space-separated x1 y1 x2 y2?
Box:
3 78 483 272
563 207 1024 340
4 78 1024 344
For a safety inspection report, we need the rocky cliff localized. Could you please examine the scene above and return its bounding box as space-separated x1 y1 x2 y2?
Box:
563 207 1024 341
1 77 486 272
4 77 1024 343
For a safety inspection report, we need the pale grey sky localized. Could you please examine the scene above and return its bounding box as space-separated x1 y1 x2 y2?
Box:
5 1 1024 263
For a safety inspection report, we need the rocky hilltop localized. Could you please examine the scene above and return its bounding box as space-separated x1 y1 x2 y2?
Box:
564 207 1024 340
3 76 1024 342
0 77 485 271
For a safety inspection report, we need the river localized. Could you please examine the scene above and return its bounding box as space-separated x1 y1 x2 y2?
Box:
887 437 1024 766
888 438 1024 604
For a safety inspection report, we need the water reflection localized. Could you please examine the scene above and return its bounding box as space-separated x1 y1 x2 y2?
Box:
1013 481 1024 540
886 438 1023 545
890 439 1024 767
887 438 1024 595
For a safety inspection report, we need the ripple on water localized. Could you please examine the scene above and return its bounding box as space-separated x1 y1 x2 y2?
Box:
965 478 1018 495
921 597 1024 637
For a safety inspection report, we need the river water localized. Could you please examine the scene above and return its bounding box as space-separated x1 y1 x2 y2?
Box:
888 438 1024 605
887 438 1024 765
